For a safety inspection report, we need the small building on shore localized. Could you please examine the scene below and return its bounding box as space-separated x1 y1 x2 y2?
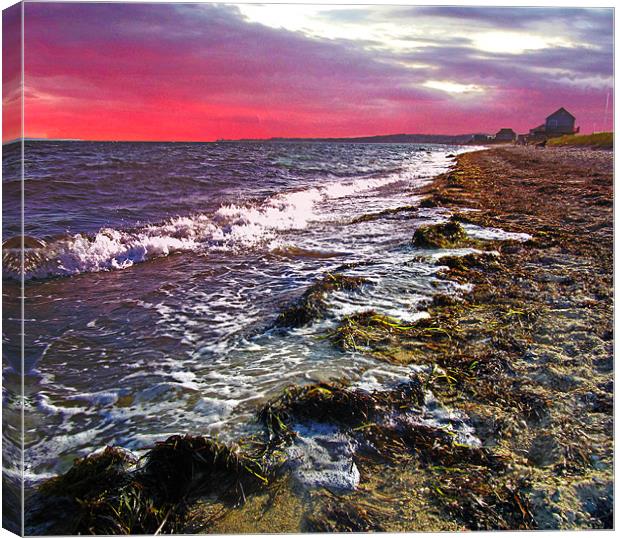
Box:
470 133 492 143
545 107 578 135
522 108 579 144
495 128 517 142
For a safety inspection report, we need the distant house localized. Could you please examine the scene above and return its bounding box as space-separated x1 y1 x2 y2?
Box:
545 108 578 135
525 108 579 143
495 128 517 142
471 133 492 143
528 124 546 136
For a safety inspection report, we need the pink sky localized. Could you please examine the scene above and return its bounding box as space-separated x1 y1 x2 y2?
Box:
3 3 614 142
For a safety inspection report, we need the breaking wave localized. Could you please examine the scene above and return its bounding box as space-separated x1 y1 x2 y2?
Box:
4 172 411 280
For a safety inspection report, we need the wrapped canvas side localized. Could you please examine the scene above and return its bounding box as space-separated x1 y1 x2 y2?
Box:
2 2 24 536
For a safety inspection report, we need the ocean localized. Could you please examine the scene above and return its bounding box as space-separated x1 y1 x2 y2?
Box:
3 140 489 491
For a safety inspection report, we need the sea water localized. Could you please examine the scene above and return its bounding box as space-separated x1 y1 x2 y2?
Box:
3 140 490 490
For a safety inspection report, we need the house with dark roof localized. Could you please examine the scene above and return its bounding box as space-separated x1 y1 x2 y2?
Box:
524 108 579 143
495 128 516 142
545 107 577 135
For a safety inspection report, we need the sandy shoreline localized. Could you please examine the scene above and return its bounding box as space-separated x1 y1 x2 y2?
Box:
27 145 613 533
416 146 613 529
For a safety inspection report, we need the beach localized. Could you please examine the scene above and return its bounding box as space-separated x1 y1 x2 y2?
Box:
19 143 613 533
416 146 614 529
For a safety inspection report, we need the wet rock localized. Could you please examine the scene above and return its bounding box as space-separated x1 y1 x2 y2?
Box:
580 391 613 414
412 221 469 249
528 489 564 529
594 355 613 373
589 454 607 470
526 348 564 364
601 329 613 341
431 293 460 307
551 513 564 527
500 243 523 254
534 273 573 284
532 333 556 346
598 380 613 393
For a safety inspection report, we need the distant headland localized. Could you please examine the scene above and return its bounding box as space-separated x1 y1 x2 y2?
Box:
5 134 482 145
219 133 478 145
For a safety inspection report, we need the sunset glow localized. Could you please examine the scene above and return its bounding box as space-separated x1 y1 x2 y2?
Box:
8 3 615 141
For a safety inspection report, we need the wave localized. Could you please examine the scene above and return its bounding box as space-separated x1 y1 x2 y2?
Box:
4 171 412 281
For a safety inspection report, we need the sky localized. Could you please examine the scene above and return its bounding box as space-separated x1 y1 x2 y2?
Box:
3 2 615 141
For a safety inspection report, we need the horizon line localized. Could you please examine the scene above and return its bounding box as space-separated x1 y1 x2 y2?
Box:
2 132 502 145
3 130 610 146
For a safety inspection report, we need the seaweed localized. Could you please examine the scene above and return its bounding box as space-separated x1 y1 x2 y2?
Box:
450 212 498 229
274 273 368 328
304 492 385 532
142 435 269 503
329 311 421 352
431 293 461 307
329 310 458 359
358 419 504 471
431 469 534 530
349 205 417 224
419 198 438 208
39 446 136 500
259 381 381 434
31 435 272 535
412 221 469 249
256 378 507 504
258 378 425 444
437 252 500 271
31 448 167 535
68 480 174 535
255 374 531 533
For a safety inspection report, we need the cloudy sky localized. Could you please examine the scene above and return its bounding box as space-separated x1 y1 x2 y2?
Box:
4 2 615 141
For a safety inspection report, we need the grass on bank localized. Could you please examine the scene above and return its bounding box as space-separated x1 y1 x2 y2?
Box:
546 132 613 149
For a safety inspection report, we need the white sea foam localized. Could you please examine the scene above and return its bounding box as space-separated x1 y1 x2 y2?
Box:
193 397 236 424
13 164 438 280
286 422 360 491
462 223 532 242
282 376 481 492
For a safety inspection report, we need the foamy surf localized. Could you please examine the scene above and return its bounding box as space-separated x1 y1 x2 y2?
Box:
5 160 452 280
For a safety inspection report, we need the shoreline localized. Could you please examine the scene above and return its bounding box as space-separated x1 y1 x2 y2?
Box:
415 146 613 529
25 146 613 533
